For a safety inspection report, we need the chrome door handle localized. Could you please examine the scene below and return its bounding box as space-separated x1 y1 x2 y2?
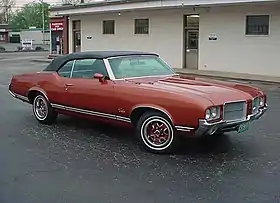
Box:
65 84 73 87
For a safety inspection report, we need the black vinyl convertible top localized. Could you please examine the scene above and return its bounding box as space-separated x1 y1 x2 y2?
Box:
43 51 159 72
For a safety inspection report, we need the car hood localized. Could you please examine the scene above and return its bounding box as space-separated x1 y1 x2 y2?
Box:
125 75 258 105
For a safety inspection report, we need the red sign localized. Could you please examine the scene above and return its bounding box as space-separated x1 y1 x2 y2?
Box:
50 22 64 31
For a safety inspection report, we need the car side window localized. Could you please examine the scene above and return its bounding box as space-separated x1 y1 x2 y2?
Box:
57 60 74 78
71 59 109 79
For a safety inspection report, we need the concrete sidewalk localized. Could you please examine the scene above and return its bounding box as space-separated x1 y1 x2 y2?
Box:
173 69 280 84
30 58 280 84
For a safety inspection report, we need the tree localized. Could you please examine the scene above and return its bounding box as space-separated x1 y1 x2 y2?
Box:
61 0 81 4
0 0 15 23
9 2 50 30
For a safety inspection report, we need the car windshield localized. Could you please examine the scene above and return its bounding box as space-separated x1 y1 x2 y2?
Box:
108 55 176 79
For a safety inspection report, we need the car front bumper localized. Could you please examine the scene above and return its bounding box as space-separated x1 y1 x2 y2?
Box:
195 104 268 137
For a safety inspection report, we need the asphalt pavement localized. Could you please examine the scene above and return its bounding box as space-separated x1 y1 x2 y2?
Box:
1 52 280 203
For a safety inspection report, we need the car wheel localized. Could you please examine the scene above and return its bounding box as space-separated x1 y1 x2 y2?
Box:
136 111 179 154
32 93 57 125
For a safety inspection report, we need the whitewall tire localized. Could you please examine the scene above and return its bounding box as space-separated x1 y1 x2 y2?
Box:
136 111 180 154
32 93 57 125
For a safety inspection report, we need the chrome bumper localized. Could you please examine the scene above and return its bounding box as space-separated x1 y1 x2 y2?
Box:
195 105 268 137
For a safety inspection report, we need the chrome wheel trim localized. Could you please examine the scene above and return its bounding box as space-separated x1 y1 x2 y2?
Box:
33 95 48 121
140 116 174 151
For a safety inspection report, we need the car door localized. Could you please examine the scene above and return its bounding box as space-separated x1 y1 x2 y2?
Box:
47 59 75 106
63 58 117 118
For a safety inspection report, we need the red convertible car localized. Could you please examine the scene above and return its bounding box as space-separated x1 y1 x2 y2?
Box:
9 51 268 153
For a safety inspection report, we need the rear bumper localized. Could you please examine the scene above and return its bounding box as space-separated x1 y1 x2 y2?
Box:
195 104 268 136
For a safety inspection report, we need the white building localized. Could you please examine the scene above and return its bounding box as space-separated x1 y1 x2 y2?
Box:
20 28 50 45
50 0 280 77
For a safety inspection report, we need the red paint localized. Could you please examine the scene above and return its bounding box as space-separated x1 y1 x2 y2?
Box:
50 22 64 31
9 71 266 131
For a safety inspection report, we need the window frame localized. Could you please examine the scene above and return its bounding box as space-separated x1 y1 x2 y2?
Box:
102 20 115 35
57 60 75 78
245 15 270 36
134 18 149 35
56 58 110 79
107 55 176 80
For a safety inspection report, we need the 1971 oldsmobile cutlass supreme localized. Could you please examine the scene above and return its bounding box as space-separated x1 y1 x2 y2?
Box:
9 51 268 153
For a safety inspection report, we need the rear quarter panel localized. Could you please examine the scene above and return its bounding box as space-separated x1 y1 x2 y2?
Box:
10 72 59 102
10 73 38 98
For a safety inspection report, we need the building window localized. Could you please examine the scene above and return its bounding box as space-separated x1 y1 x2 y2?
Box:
246 15 269 35
103 20 115 34
135 19 149 34
73 20 81 31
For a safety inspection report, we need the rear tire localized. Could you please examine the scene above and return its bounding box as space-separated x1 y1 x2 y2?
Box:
136 111 180 154
32 93 57 125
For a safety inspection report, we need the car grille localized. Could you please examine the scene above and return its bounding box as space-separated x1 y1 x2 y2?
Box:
252 97 260 114
224 101 246 121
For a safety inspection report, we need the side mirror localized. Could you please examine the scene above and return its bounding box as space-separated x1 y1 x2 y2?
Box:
93 73 105 82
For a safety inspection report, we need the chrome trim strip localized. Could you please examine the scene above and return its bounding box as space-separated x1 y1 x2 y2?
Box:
51 103 65 109
69 59 76 78
105 54 177 81
17 94 29 102
131 105 174 124
113 74 177 81
158 56 177 73
222 100 247 122
51 103 131 123
28 89 50 102
9 90 29 102
116 116 131 122
196 104 268 137
175 126 195 132
8 89 15 97
106 54 159 60
103 59 116 80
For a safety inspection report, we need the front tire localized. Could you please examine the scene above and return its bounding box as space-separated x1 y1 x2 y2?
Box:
136 111 180 154
32 94 57 125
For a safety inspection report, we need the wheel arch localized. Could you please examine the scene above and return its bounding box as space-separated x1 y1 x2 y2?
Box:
130 105 174 127
27 87 49 104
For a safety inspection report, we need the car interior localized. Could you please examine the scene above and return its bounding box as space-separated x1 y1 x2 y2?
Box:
57 59 110 79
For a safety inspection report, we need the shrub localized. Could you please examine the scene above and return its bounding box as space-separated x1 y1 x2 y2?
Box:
0 46 6 52
35 46 44 51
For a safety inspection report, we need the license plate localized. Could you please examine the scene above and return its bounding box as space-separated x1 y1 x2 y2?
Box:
237 122 250 133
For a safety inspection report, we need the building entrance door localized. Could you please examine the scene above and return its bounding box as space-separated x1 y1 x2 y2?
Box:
184 15 199 69
72 20 81 52
73 31 81 52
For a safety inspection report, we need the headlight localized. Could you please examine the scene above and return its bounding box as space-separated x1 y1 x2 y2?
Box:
205 106 221 121
259 96 265 107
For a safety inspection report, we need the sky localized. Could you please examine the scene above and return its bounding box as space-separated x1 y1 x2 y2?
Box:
14 0 61 9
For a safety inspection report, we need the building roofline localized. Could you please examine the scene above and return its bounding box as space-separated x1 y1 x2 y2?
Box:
50 0 279 16
50 0 157 11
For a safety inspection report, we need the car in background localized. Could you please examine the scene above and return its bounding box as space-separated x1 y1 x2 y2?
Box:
9 51 268 153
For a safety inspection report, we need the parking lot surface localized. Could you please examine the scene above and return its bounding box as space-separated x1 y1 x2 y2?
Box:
1 52 280 203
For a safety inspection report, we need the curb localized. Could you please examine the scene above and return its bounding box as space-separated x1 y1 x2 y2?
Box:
0 50 49 54
31 59 52 63
176 72 280 85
